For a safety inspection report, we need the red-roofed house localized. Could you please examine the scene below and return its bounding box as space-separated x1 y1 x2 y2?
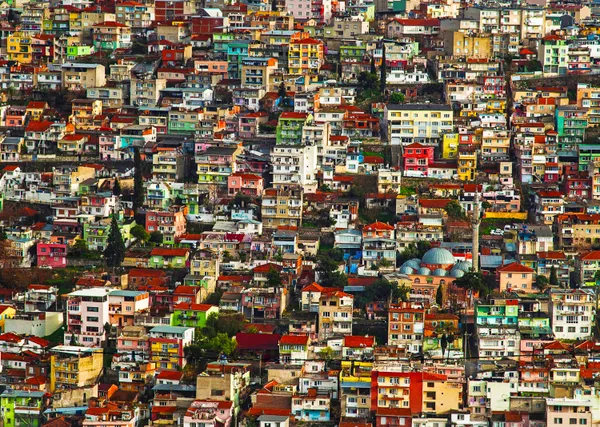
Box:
252 263 283 284
301 283 343 312
172 303 219 328
279 335 310 363
535 190 565 225
184 400 234 427
149 248 190 269
362 221 396 269
235 333 281 361
156 370 183 385
342 335 375 359
497 262 535 293
387 18 440 37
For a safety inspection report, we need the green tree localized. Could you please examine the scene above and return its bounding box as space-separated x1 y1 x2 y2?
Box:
133 148 144 211
131 224 150 243
207 333 237 356
267 267 283 288
453 271 487 295
370 55 376 75
440 334 448 358
113 178 121 196
317 253 347 288
445 201 466 220
149 231 163 244
357 71 379 92
0 229 7 241
104 215 125 268
535 274 549 292
390 92 405 103
549 266 559 287
318 346 335 363
278 81 287 99
436 285 443 305
380 42 387 95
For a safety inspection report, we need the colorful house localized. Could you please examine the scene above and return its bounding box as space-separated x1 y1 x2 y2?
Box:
149 248 190 269
171 303 219 328
36 242 67 268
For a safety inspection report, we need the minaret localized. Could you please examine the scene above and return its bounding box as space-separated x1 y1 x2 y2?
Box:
472 187 481 272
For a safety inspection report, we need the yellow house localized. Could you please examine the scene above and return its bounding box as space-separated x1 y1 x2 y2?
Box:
7 32 33 64
486 99 506 114
384 104 454 146
443 31 492 58
340 361 372 418
50 346 104 392
0 305 16 333
480 129 510 157
422 378 463 413
26 102 49 121
457 147 477 181
442 133 459 159
288 38 324 75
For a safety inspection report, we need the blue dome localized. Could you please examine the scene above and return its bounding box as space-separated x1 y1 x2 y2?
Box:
402 260 421 270
451 269 465 278
432 268 447 276
422 248 455 266
417 267 431 275
400 266 414 274
453 261 472 272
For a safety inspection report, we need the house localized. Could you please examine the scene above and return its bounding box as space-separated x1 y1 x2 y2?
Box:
36 242 67 268
171 303 219 328
318 291 353 340
279 335 310 364
148 248 190 269
183 400 234 427
362 221 396 269
228 173 264 196
497 263 536 293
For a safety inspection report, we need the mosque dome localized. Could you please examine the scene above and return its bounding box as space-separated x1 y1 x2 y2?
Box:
421 248 455 266
432 268 448 276
400 266 415 274
417 267 431 275
402 260 421 270
451 269 465 278
453 260 473 272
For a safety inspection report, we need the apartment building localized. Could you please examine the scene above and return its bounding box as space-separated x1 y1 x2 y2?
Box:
261 187 303 229
388 303 425 354
549 289 595 341
64 288 110 347
49 346 104 392
130 77 167 107
271 145 318 191
318 291 353 340
61 63 106 90
383 104 453 146
475 299 520 360
152 147 185 181
149 325 195 371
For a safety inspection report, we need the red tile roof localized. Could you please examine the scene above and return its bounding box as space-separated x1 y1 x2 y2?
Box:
363 221 394 231
343 335 375 348
279 335 310 345
173 302 216 312
580 251 600 261
253 263 282 273
496 262 535 273
235 333 281 351
156 370 183 381
150 248 189 257
419 199 452 208
279 112 308 119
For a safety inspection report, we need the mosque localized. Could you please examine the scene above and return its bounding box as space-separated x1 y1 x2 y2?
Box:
398 247 473 278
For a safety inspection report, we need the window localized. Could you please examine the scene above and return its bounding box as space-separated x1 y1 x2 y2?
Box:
87 307 99 312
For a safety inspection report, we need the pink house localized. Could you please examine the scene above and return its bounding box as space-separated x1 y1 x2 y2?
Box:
37 243 67 268
403 143 435 177
116 326 150 356
227 173 264 196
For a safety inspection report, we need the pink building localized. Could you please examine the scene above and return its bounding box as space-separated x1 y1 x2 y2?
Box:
227 172 264 196
403 143 435 177
109 290 150 327
183 400 233 427
116 326 150 356
37 242 67 268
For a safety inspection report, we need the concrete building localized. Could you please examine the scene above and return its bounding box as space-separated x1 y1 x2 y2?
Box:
64 288 110 347
549 289 595 341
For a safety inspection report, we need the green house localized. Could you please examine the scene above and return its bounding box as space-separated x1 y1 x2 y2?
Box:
83 218 136 252
148 247 189 269
66 45 93 60
1 389 47 427
340 45 367 63
276 112 311 145
171 302 219 328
